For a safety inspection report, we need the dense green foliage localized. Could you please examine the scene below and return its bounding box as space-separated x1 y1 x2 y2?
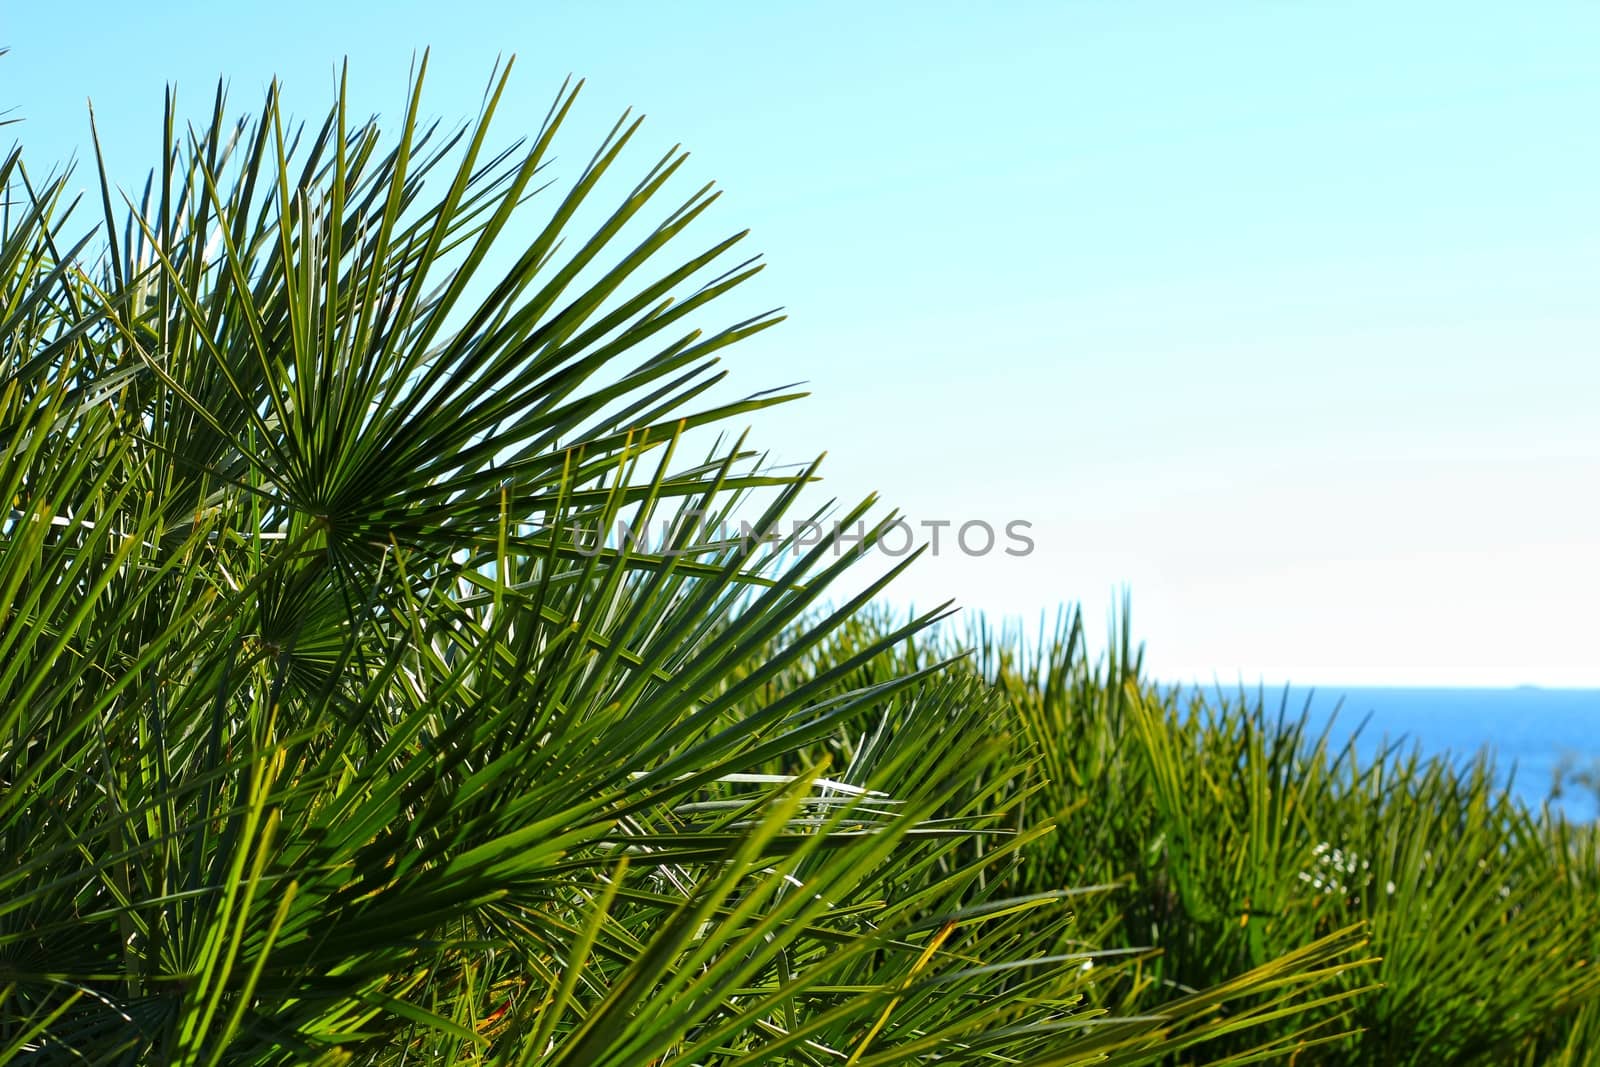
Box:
0 61 1367 1065
756 607 1600 1064
0 59 1591 1065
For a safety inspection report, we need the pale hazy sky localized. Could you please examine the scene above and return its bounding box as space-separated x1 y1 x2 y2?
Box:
5 1 1597 685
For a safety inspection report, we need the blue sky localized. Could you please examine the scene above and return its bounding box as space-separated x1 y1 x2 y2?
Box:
5 1 1597 685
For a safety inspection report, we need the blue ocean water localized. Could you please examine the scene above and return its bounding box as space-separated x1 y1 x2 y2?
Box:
1180 686 1600 821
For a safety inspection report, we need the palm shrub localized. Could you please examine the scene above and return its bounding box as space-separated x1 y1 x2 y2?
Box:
0 60 1371 1065
1122 688 1600 1064
759 606 1600 1064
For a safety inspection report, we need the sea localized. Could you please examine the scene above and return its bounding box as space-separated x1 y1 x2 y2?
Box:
1173 685 1600 822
